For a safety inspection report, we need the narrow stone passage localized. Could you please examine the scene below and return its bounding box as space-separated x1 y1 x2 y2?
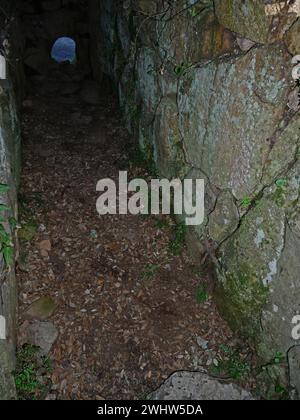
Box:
16 71 246 400
1 0 299 402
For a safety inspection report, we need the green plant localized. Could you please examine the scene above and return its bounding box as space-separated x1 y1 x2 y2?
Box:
240 196 252 209
272 351 286 365
174 62 190 77
196 284 209 304
128 104 141 121
259 352 290 400
226 354 251 380
260 351 287 372
43 356 53 373
155 217 169 229
266 384 290 400
15 344 53 400
17 194 39 244
188 7 198 17
273 384 289 400
169 222 187 255
141 263 160 280
275 178 287 189
260 351 287 373
128 143 157 177
17 218 38 243
274 178 288 206
0 184 10 194
211 346 251 380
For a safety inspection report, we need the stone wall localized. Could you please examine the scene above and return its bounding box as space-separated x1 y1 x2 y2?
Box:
90 0 300 393
0 1 24 400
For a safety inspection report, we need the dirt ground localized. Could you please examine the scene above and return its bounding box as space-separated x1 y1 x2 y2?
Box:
16 74 254 400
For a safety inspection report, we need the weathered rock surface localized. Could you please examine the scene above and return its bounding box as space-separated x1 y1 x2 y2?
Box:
24 297 56 321
92 0 300 395
215 0 269 43
38 239 52 257
0 343 16 400
150 371 254 400
215 0 298 44
19 320 58 355
0 3 23 400
236 36 256 52
289 346 300 398
285 19 300 55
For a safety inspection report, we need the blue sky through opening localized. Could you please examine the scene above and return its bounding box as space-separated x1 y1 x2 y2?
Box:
51 37 76 64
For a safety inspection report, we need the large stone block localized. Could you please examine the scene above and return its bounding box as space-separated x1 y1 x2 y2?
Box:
0 13 23 400
150 371 254 400
0 342 16 400
285 18 300 55
91 0 300 396
178 44 291 200
215 0 298 44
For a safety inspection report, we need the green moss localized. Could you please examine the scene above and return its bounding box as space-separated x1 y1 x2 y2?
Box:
141 263 160 280
128 136 157 176
210 344 251 380
121 75 143 134
169 222 187 255
215 0 269 44
196 284 209 304
272 180 288 207
215 265 268 338
18 219 37 243
17 193 40 244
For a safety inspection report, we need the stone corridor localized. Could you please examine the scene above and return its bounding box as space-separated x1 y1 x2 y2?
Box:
16 65 246 399
0 0 299 400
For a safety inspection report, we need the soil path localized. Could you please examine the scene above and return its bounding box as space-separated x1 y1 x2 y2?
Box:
17 76 237 400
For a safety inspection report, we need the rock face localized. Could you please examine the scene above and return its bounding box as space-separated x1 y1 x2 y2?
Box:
0 4 24 400
24 297 56 321
214 0 270 43
90 0 300 395
215 0 298 44
150 371 253 400
289 346 300 396
19 321 58 356
285 19 300 55
0 345 17 400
